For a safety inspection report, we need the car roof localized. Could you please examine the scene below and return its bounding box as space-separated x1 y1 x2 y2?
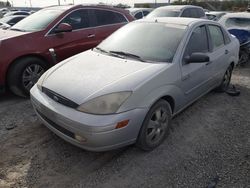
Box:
137 17 208 26
44 4 128 13
127 8 153 11
156 5 203 11
222 12 250 18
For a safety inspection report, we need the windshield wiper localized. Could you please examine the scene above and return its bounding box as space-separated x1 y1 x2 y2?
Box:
94 47 109 54
9 28 26 32
94 47 125 59
109 51 146 62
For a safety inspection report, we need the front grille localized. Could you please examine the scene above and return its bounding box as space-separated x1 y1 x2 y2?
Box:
42 87 79 108
37 110 75 139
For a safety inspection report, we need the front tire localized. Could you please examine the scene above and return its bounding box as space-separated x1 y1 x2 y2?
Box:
136 100 172 151
8 57 47 97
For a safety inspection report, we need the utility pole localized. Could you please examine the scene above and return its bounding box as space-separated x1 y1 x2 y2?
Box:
155 0 157 8
58 0 60 5
72 0 75 4
29 0 32 7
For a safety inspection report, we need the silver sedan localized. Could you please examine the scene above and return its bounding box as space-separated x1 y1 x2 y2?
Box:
30 18 239 151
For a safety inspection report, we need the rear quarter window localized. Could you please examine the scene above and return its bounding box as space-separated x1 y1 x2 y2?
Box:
93 9 127 26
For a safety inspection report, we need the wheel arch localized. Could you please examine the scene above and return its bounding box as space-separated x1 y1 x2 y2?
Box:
5 54 51 86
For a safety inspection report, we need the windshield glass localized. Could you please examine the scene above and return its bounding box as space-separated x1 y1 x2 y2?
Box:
225 17 250 30
11 9 63 32
97 22 186 62
147 9 180 18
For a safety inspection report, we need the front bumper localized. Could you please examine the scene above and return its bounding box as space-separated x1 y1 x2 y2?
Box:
30 86 148 151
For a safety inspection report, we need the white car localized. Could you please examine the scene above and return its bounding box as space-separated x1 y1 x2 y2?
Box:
31 18 239 151
147 5 206 19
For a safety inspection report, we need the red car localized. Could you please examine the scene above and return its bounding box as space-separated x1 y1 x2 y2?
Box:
0 5 134 96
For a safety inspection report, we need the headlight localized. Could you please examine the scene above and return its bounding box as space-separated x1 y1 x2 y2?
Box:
77 91 132 115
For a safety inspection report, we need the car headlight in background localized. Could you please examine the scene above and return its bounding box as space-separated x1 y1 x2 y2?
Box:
77 91 132 115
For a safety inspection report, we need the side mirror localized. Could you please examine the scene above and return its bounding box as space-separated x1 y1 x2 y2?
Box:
54 23 73 33
185 53 210 63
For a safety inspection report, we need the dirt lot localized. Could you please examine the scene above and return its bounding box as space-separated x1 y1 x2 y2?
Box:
0 65 250 188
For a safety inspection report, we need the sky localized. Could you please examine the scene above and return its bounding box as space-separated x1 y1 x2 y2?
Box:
5 0 170 7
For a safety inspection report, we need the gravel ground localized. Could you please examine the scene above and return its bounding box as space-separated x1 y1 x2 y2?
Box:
0 65 250 188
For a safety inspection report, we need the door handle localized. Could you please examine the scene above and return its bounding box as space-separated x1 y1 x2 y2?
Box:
87 34 95 38
225 49 229 54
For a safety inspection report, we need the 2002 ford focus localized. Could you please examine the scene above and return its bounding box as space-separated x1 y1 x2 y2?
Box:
30 18 239 151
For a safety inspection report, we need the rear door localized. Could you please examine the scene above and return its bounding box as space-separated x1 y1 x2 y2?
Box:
46 9 97 62
90 9 129 44
207 24 230 84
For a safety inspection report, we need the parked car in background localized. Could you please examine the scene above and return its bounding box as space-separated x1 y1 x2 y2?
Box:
0 15 27 29
219 13 250 64
0 4 134 96
147 5 206 19
3 11 30 17
219 12 250 30
206 11 227 21
127 8 153 19
31 18 239 151
0 8 8 18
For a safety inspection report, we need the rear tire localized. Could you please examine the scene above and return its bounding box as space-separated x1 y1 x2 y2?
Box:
216 65 233 92
7 57 48 97
136 100 172 151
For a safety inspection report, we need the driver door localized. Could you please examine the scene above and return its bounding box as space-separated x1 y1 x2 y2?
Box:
46 9 98 62
180 25 213 103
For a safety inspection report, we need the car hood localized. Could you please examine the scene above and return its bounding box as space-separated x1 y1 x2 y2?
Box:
0 29 28 40
42 50 167 105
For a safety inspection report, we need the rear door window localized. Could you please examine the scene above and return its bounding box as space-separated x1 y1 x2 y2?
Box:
181 9 191 17
93 9 127 26
208 25 225 49
197 9 205 18
190 9 198 18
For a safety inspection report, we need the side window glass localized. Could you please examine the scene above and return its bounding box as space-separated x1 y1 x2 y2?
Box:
208 25 225 49
94 10 126 26
114 12 127 23
134 11 143 19
181 9 190 17
189 9 198 18
143 11 150 17
183 25 209 62
197 9 205 17
58 9 90 30
222 29 231 44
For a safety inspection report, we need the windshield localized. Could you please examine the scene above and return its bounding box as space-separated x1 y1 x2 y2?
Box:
147 9 180 18
11 9 63 32
97 22 186 62
225 17 250 30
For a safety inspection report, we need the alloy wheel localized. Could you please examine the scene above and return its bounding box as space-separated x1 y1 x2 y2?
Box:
22 64 45 91
146 107 169 145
